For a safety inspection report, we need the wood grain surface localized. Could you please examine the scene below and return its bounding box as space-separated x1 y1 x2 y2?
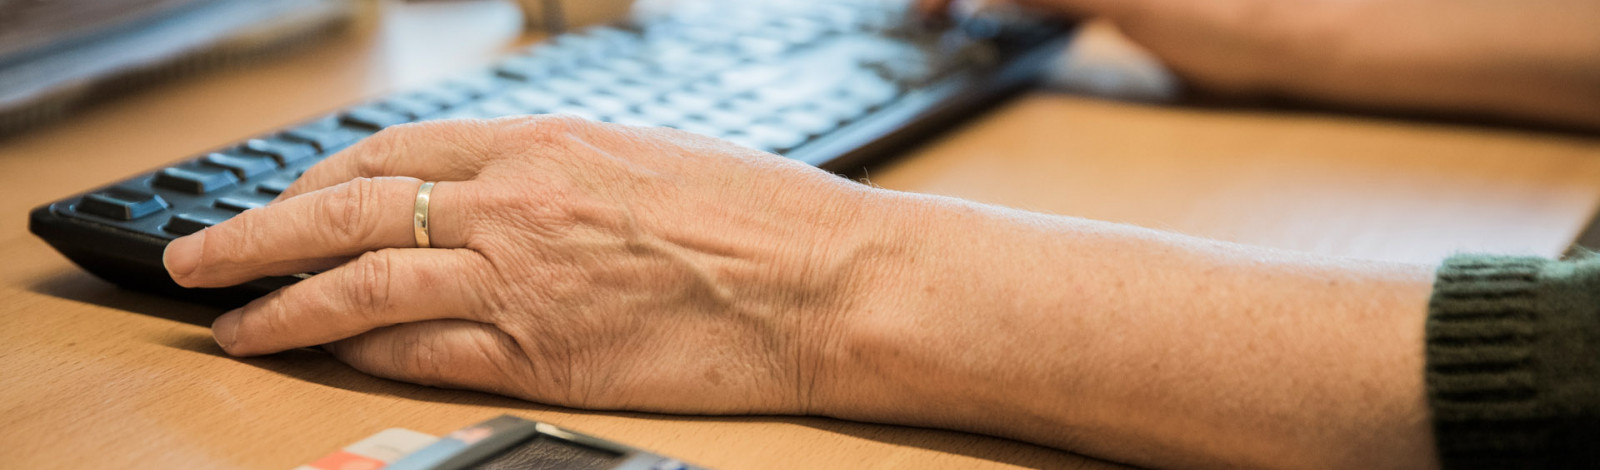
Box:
2 1 1599 469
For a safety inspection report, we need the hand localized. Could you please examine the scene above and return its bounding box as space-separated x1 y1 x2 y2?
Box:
162 116 898 414
161 116 1443 469
923 0 1600 128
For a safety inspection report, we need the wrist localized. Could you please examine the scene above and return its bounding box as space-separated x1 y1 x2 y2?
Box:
803 190 1032 433
798 187 938 419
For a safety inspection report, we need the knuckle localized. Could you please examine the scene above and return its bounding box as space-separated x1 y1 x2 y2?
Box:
352 140 394 178
349 250 397 314
322 178 380 243
480 183 581 237
216 210 263 264
351 124 415 176
510 114 589 142
252 298 295 340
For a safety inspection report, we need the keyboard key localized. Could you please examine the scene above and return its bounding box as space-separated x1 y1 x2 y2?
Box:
572 94 632 116
807 98 872 123
341 106 411 130
692 108 748 130
436 107 489 120
380 95 445 119
601 83 659 103
201 152 278 180
636 103 689 124
214 194 272 212
734 36 788 57
842 73 902 106
810 4 870 32
569 67 626 87
153 166 239 194
280 128 342 152
280 128 336 150
162 208 236 236
676 26 736 45
495 57 557 82
256 179 292 196
661 93 718 113
506 90 564 111
412 87 474 109
721 96 784 117
543 77 598 97
523 47 586 71
766 18 829 45
770 110 839 136
868 56 936 86
440 74 506 98
278 115 351 151
242 138 316 166
476 99 528 118
76 188 169 220
742 124 810 152
600 57 653 77
714 63 788 93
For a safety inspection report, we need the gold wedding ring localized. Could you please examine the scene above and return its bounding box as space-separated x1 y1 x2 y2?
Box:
413 182 436 248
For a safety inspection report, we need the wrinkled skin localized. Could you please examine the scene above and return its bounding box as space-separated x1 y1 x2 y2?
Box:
165 116 897 414
159 2 1598 467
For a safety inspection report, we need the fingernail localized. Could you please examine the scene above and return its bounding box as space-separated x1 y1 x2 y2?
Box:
212 311 241 353
164 230 205 280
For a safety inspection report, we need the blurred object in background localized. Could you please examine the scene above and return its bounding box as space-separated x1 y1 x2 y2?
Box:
1042 21 1179 103
516 0 634 32
0 0 357 138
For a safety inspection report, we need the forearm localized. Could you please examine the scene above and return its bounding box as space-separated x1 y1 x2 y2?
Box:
1287 0 1600 129
819 191 1439 469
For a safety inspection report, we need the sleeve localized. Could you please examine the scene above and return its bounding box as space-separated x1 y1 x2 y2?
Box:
1427 254 1600 470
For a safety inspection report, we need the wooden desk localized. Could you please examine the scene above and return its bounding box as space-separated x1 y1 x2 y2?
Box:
3 2 1599 469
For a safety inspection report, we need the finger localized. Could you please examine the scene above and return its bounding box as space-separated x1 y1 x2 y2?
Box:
211 248 496 356
325 320 530 397
326 320 530 396
166 177 475 287
280 119 496 201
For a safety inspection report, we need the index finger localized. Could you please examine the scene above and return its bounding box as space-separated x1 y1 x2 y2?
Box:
165 177 475 288
278 119 496 201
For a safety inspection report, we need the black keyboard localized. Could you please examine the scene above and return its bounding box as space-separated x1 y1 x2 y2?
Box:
29 0 1073 306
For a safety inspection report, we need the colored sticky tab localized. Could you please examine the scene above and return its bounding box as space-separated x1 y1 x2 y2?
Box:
344 428 439 463
296 428 438 470
305 450 385 470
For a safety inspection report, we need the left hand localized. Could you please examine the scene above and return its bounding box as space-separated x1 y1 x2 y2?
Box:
923 0 1600 129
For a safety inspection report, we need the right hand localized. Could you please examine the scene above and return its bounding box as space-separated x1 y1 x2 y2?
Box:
164 116 906 416
921 0 1600 128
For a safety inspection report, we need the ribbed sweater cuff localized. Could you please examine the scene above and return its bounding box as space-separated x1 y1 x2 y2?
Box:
1427 255 1600 470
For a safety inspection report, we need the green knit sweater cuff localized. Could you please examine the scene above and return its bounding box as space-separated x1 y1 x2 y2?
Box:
1428 254 1600 469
